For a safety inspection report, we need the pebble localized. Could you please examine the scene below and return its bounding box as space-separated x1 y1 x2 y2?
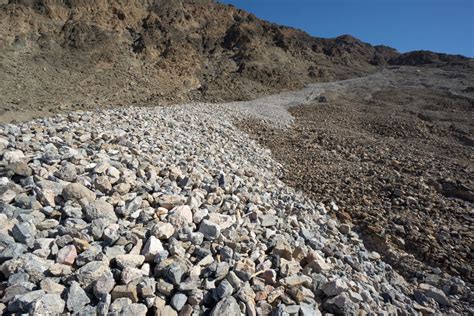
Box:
210 296 241 316
62 183 96 202
142 236 164 261
321 279 348 297
198 219 221 240
170 293 187 311
67 281 90 312
56 245 77 265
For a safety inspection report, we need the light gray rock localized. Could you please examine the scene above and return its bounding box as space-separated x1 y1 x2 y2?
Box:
67 281 90 312
300 303 321 316
115 254 145 269
170 293 187 311
142 236 164 262
261 214 278 227
84 199 117 222
198 219 221 240
93 270 115 298
321 279 348 297
210 296 240 316
3 150 25 163
30 293 66 315
55 163 77 182
76 261 109 288
7 290 44 313
153 222 175 239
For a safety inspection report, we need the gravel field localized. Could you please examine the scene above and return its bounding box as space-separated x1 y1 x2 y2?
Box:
0 66 472 315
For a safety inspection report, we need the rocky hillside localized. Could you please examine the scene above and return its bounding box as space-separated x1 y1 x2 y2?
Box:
1 0 471 122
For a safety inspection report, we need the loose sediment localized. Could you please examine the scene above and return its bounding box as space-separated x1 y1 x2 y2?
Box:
0 66 472 315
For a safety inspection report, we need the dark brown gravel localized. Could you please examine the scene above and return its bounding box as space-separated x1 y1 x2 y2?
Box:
239 87 473 285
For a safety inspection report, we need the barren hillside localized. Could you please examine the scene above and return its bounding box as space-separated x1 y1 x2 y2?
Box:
0 0 471 122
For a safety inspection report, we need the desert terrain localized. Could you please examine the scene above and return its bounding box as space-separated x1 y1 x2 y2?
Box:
0 0 473 315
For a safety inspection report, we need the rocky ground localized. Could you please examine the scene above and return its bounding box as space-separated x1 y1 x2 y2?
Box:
240 66 474 314
0 66 472 315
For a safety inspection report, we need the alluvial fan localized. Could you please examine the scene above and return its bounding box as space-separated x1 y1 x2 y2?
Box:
0 102 454 315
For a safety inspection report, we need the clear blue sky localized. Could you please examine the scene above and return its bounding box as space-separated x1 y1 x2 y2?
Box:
220 0 474 57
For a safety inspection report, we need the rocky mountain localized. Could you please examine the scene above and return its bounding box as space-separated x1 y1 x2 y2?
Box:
1 0 471 122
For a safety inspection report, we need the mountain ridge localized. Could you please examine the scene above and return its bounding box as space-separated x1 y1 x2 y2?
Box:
0 0 471 122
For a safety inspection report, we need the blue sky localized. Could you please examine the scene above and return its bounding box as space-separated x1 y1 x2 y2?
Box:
220 0 474 57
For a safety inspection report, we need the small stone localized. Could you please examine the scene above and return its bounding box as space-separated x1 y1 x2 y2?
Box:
261 214 277 227
303 251 331 273
210 296 240 316
10 161 33 177
156 305 178 316
280 258 301 277
179 304 193 316
40 278 65 294
94 175 112 193
36 180 63 207
142 236 164 261
122 267 145 284
419 283 451 306
193 208 208 224
56 245 77 265
165 261 187 285
111 284 139 303
3 150 25 163
0 243 27 262
339 224 351 235
67 281 90 312
8 290 44 313
115 254 145 269
84 199 117 222
261 269 277 283
55 163 77 182
76 261 109 288
36 219 59 230
272 239 293 261
115 182 131 194
12 221 36 245
207 213 235 230
110 297 132 313
171 205 193 224
1 189 17 203
62 183 96 202
157 279 174 296
321 279 348 297
158 195 185 210
280 275 312 287
300 303 321 316
48 263 73 277
93 270 115 297
153 222 175 239
234 258 255 281
198 219 221 240
171 293 187 311
323 292 356 315
31 293 65 315
214 280 234 300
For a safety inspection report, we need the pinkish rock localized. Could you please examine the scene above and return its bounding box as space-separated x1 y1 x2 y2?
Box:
171 205 193 224
56 245 77 265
